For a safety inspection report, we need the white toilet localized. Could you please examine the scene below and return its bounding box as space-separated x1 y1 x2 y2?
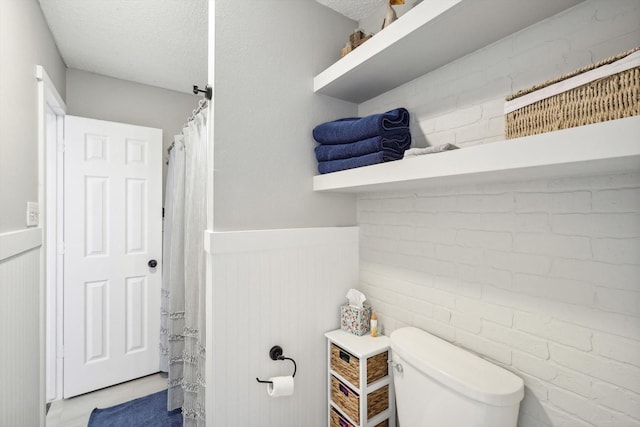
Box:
390 327 524 427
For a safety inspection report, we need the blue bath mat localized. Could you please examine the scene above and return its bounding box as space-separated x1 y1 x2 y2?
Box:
88 389 182 427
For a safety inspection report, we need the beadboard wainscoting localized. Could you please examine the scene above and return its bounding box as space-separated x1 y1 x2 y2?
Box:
0 229 43 426
205 227 359 427
358 172 640 426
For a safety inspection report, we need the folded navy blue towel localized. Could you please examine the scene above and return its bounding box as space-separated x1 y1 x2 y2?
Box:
315 132 411 162
313 108 410 145
317 150 405 174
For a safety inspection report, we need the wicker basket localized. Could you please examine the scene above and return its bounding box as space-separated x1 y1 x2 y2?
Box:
331 344 360 385
367 385 389 420
331 375 360 423
331 344 389 386
330 407 355 427
505 47 640 139
367 351 388 385
330 407 389 427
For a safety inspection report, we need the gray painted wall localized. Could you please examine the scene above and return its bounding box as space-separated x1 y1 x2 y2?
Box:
212 0 358 231
0 0 66 233
0 0 65 424
66 68 198 195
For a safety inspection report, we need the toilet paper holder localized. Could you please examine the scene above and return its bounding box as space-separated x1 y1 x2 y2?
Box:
256 345 297 384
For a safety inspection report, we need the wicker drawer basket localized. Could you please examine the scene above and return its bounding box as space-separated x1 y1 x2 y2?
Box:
505 46 639 139
367 351 389 384
331 344 360 385
331 343 388 386
330 407 389 427
331 375 389 424
330 407 355 427
367 385 389 420
331 375 360 423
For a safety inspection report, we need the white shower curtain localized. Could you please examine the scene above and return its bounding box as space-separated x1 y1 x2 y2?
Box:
161 106 208 426
160 134 183 373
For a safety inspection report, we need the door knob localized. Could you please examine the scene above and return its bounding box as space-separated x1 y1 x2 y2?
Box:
148 259 158 268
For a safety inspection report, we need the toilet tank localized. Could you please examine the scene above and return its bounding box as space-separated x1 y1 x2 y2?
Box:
390 327 524 427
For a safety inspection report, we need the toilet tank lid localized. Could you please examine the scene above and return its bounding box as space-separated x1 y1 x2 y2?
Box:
390 327 524 407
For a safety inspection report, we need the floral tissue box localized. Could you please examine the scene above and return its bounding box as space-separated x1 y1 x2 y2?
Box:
340 304 372 336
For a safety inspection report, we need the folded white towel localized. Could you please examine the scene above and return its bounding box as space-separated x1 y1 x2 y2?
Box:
404 143 458 157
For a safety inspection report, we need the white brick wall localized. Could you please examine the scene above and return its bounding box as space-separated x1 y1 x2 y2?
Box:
359 172 640 426
355 2 640 425
359 172 640 427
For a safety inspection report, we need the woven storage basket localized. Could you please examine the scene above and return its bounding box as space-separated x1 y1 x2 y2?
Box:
366 351 388 385
330 407 355 427
331 344 389 386
331 376 360 423
367 385 389 420
331 344 360 385
505 46 640 139
330 407 389 427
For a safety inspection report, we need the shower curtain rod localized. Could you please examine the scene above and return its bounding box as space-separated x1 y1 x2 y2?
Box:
193 84 212 100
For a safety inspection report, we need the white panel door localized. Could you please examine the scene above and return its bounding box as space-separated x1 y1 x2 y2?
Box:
63 116 162 398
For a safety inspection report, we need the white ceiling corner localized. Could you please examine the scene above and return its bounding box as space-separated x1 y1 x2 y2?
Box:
315 0 386 21
38 0 208 95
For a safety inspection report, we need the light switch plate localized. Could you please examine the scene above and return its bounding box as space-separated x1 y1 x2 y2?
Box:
26 201 39 227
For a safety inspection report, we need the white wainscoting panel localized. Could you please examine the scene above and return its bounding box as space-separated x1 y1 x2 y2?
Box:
0 247 41 426
206 227 359 427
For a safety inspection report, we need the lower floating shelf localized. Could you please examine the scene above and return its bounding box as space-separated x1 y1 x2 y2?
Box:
312 116 640 193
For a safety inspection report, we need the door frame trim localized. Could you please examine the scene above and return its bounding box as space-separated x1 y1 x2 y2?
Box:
37 65 66 406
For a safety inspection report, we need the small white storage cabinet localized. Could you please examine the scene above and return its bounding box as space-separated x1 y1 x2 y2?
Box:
325 329 396 427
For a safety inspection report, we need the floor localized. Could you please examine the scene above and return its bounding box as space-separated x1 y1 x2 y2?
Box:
46 373 167 427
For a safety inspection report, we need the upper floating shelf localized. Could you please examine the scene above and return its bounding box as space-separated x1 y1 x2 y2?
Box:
314 0 585 103
312 117 640 193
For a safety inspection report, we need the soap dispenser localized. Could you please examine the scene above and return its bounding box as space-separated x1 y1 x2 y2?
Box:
371 312 378 337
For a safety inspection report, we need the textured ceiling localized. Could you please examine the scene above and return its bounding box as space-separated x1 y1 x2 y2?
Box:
38 0 207 94
315 0 386 20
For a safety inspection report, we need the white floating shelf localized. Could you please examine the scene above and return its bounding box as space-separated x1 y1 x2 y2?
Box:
314 0 585 103
313 117 640 193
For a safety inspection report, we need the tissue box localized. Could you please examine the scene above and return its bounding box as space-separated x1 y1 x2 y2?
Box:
340 304 372 336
